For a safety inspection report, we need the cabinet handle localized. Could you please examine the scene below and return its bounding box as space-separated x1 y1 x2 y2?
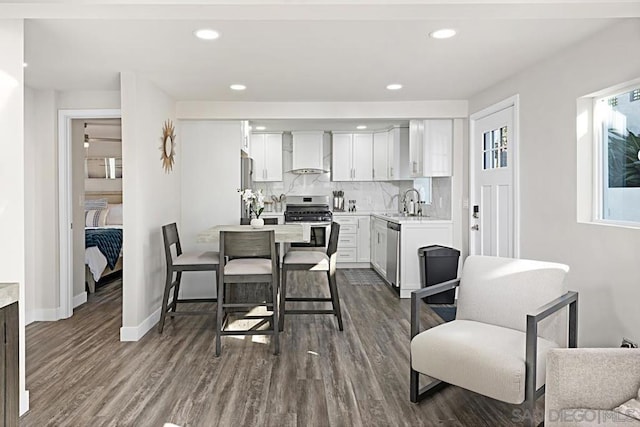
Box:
372 169 375 179
390 167 393 177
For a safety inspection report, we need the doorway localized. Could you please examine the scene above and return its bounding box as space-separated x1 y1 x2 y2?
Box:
469 96 520 257
58 109 121 319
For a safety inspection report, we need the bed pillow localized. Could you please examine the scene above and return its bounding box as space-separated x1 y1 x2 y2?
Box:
85 198 108 210
106 204 123 225
85 209 109 227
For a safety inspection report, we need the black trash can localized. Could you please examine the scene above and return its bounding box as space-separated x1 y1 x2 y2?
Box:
418 245 460 304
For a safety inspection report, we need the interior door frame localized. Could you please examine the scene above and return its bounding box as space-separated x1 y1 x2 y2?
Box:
58 108 121 319
468 95 520 258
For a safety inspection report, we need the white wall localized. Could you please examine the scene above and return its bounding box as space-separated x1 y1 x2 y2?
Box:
468 19 640 347
0 18 28 415
179 120 241 297
120 72 180 340
24 88 59 323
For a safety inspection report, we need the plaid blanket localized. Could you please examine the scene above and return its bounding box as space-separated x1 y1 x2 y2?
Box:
85 229 123 270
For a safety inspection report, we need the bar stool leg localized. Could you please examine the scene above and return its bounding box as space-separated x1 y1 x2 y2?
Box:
158 267 173 334
216 275 224 357
279 266 288 332
327 269 344 331
172 271 182 312
272 275 280 355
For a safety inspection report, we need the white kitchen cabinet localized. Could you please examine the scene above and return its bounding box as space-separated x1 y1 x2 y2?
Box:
373 131 388 181
334 215 370 265
370 217 387 276
251 132 283 182
409 119 452 177
292 131 325 172
399 221 453 298
331 132 373 181
241 120 251 155
373 127 410 181
357 216 370 263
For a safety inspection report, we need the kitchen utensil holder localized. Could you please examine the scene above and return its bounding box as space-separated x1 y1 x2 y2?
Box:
333 196 344 211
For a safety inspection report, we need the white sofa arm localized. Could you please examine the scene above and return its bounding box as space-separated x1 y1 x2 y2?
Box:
546 348 640 415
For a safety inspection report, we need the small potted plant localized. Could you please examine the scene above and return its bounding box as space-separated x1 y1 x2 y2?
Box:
239 188 265 228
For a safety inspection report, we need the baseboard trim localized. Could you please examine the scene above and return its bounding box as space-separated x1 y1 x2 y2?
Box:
28 308 60 323
20 389 29 416
120 306 161 342
73 292 87 308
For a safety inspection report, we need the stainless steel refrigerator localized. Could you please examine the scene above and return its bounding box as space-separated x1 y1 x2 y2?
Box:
240 157 253 219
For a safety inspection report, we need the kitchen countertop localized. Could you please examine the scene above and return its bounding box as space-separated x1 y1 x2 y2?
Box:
371 213 452 224
0 283 19 309
333 211 451 224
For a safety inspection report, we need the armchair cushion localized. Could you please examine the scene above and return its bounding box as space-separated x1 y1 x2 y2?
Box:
411 319 559 404
456 255 569 345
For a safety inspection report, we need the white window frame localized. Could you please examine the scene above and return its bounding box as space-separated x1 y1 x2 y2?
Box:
592 81 640 228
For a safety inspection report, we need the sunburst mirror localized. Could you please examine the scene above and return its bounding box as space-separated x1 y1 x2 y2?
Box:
161 119 176 173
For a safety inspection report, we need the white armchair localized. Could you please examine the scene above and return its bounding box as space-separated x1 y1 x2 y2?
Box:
410 255 578 426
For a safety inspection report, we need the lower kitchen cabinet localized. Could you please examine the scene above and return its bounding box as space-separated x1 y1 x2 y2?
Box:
334 215 370 265
370 217 387 276
0 302 19 427
399 222 453 298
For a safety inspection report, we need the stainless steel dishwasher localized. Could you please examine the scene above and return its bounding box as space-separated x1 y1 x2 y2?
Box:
386 221 400 287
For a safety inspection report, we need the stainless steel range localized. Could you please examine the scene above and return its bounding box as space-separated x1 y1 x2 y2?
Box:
285 196 332 247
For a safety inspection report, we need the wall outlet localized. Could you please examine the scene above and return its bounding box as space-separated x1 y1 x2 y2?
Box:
621 338 638 348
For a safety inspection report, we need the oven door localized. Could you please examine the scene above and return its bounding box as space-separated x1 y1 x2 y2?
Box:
291 224 328 248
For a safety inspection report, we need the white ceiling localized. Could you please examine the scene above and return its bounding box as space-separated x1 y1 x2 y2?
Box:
20 2 630 101
249 119 408 132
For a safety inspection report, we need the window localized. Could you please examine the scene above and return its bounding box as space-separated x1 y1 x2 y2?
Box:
594 84 640 224
483 126 508 170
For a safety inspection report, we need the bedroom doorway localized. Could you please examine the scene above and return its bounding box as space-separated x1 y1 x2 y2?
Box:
81 119 123 300
58 109 121 320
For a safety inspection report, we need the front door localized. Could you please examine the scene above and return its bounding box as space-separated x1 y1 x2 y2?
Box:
470 105 516 257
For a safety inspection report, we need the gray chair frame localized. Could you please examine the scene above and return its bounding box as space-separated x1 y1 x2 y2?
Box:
158 223 219 334
279 221 343 331
216 230 279 356
409 279 578 427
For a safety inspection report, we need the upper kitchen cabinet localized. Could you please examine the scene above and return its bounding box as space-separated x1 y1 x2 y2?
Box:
291 131 326 173
409 119 453 177
373 127 409 181
332 132 373 181
251 132 283 181
241 120 251 155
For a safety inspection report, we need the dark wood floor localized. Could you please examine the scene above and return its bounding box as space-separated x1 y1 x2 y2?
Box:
21 270 539 426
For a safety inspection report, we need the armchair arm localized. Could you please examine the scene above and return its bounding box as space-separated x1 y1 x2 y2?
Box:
524 291 579 404
410 278 460 339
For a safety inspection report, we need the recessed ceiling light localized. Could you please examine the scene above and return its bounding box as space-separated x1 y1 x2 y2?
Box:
429 29 456 39
356 125 367 130
386 83 403 90
194 29 220 40
255 126 266 131
23 62 28 68
230 84 246 91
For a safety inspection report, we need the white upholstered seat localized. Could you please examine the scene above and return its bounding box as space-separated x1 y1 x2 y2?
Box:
173 251 219 266
411 319 559 404
283 250 330 271
224 258 272 275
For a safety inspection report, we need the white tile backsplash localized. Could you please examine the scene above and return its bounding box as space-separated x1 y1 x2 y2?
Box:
252 133 450 216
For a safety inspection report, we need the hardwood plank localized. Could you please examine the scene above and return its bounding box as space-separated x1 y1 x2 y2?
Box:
20 272 541 426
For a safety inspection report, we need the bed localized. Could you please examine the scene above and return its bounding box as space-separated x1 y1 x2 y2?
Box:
84 192 123 293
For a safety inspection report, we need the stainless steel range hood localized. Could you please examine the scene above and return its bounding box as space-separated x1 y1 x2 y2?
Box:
289 167 327 174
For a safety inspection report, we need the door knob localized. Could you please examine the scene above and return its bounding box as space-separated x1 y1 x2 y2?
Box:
471 224 479 231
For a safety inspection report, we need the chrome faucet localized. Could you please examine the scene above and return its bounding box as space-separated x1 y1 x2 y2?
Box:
401 188 422 216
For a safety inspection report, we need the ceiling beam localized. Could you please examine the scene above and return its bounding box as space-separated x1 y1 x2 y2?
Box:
2 1 640 20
